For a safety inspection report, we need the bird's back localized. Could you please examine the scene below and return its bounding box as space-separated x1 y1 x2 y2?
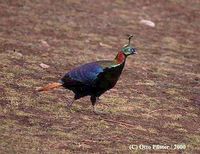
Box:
61 61 103 86
61 59 125 98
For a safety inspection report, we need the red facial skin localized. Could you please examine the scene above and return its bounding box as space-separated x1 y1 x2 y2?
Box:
115 51 126 64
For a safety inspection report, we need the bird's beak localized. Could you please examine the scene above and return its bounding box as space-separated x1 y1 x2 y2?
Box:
132 48 137 55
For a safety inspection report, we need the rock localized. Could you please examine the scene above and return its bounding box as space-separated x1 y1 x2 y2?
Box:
39 63 50 68
15 52 23 57
99 42 112 48
40 40 50 48
140 19 155 27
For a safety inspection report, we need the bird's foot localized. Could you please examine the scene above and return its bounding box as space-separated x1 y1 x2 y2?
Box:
67 99 75 109
95 97 101 105
93 110 106 115
93 106 106 115
67 103 72 109
96 97 100 101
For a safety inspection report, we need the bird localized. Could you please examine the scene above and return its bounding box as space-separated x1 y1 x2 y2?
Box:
37 35 137 114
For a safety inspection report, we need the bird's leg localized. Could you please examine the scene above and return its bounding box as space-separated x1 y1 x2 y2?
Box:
92 105 98 114
91 96 105 115
67 98 75 108
68 94 80 108
90 96 98 114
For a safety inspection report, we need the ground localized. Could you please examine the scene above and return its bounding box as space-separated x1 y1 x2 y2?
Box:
0 0 200 153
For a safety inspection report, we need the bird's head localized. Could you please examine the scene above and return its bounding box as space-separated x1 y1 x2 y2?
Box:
121 35 136 56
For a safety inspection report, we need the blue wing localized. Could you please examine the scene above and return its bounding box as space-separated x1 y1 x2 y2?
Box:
61 62 104 85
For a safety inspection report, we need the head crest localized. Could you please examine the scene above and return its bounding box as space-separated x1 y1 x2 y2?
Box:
121 34 136 56
128 34 133 46
123 34 133 47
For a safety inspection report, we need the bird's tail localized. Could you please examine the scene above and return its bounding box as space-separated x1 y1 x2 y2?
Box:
36 82 63 92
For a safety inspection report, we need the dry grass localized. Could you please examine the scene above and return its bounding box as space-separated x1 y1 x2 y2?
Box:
0 0 200 153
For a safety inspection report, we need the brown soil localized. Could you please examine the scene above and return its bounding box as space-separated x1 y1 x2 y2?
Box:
0 0 199 153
